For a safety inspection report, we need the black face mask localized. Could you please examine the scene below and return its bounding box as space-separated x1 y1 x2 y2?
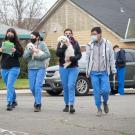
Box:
7 35 15 42
30 38 37 44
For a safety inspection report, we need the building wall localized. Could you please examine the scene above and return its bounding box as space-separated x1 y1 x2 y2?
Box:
38 0 135 49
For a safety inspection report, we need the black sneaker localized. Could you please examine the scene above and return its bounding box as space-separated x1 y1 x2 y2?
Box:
12 101 18 108
103 102 109 113
7 104 13 111
34 104 41 112
69 105 75 114
63 105 69 112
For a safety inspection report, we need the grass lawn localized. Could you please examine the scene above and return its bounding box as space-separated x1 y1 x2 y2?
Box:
0 78 29 90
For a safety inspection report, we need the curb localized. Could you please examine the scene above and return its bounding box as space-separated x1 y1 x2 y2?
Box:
0 89 134 96
0 89 47 96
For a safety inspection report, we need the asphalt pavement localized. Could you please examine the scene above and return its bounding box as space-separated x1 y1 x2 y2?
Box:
0 94 135 135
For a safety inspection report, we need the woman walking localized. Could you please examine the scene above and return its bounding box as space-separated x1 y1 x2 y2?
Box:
56 28 82 114
0 28 24 111
23 31 50 112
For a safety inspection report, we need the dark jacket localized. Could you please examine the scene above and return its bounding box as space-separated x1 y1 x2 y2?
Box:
0 44 23 69
115 49 126 68
56 39 82 68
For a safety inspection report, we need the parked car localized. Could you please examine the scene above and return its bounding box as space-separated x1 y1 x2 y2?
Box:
43 49 135 96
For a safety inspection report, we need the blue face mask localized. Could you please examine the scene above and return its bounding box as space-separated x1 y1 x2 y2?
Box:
90 35 98 43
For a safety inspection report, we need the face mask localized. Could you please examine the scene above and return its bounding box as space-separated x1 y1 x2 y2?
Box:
90 35 98 43
7 35 14 42
30 38 37 44
114 48 120 52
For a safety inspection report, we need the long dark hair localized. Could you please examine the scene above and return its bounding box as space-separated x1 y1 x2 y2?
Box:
5 28 24 55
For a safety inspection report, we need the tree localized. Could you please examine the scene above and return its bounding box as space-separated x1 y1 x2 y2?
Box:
0 0 47 29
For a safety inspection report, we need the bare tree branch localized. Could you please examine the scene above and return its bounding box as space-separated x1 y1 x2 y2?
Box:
0 0 46 29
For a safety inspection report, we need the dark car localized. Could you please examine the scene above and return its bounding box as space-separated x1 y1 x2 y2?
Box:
43 49 135 96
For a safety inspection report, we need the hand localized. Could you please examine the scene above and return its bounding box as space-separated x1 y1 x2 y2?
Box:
12 47 16 53
0 48 3 52
64 40 70 46
113 73 116 79
86 74 89 78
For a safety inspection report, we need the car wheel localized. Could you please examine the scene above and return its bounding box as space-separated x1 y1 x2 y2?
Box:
46 90 62 96
76 76 90 96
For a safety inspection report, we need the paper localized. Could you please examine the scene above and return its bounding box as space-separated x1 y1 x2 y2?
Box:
2 41 14 55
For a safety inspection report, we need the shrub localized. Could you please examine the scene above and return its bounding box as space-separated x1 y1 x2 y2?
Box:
49 48 59 66
19 57 28 78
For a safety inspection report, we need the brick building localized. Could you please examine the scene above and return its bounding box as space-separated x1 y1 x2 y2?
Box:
34 0 135 49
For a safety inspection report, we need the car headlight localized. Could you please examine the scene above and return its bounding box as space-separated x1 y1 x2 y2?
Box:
53 71 60 78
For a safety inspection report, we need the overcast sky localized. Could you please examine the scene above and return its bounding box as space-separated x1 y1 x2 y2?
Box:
39 0 57 17
0 0 58 20
45 0 57 10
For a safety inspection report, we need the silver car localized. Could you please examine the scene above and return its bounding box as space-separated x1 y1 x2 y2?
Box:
43 49 135 96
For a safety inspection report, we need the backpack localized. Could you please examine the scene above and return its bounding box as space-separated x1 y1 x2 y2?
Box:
116 49 126 68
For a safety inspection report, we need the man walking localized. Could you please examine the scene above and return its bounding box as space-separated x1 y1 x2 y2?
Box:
86 27 116 117
113 45 126 95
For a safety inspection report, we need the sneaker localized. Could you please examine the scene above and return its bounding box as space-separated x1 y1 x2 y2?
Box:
115 93 120 96
34 102 36 107
96 109 102 117
34 104 41 112
103 102 109 113
69 105 75 114
12 101 18 108
63 105 69 112
7 104 13 111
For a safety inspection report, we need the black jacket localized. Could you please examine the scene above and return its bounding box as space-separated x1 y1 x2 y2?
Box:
0 44 23 69
56 40 82 68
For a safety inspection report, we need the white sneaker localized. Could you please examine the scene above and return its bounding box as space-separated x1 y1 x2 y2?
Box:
96 109 102 117
115 93 120 96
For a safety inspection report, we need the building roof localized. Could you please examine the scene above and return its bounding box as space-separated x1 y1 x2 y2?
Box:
70 0 135 39
0 23 31 39
34 0 135 41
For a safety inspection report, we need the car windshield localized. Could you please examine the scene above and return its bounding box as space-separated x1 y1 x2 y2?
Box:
78 52 87 68
125 49 135 62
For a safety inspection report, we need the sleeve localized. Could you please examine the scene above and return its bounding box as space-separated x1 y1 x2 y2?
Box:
33 43 51 61
56 42 67 57
108 42 117 74
70 42 82 63
86 44 91 76
0 44 2 56
122 49 126 61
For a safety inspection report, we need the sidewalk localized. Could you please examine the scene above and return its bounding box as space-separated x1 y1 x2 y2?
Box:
0 88 134 95
0 89 31 95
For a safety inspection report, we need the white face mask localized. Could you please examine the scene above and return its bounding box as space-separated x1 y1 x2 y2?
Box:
90 35 98 43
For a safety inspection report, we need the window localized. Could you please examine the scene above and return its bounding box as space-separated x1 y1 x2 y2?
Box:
125 52 135 62
132 52 135 62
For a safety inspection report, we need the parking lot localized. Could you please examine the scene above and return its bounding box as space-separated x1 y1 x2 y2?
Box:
0 94 135 135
